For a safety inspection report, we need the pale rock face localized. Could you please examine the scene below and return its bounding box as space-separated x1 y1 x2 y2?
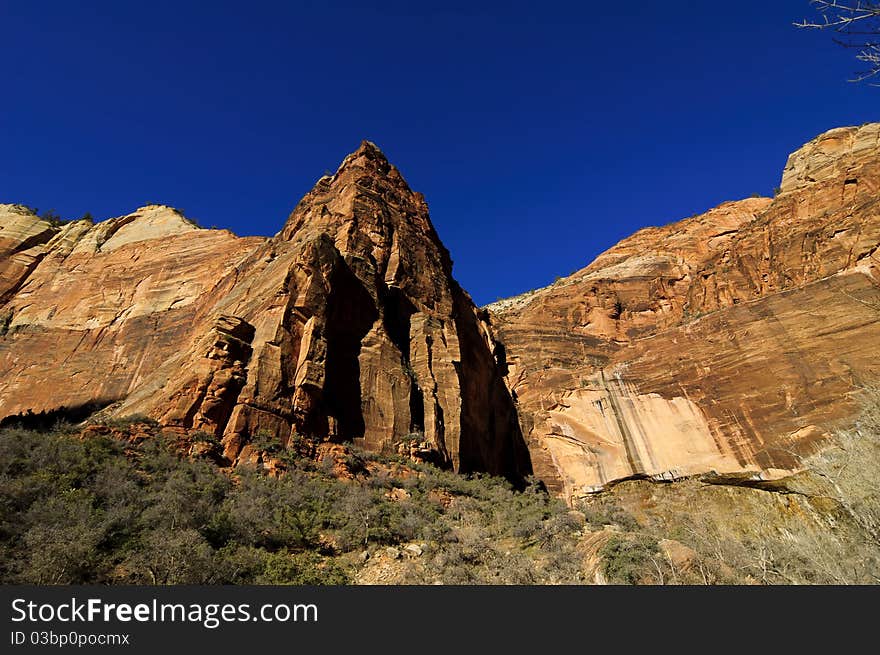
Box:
69 205 198 254
0 205 59 305
539 374 746 496
780 122 880 194
0 205 57 254
490 123 880 499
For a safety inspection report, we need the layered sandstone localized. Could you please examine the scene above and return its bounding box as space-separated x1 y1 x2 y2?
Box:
488 123 880 499
3 125 878 498
0 144 529 477
0 204 263 423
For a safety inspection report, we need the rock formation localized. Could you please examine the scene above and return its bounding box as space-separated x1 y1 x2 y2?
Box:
487 123 880 499
0 143 529 477
2 124 879 500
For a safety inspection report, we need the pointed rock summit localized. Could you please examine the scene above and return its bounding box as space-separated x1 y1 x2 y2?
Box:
0 145 530 478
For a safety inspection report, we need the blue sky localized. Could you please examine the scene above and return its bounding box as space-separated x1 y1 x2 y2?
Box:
1 1 875 305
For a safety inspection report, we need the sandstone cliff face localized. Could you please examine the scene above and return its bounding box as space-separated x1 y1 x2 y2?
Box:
3 125 878 498
0 204 261 421
488 123 880 499
0 144 529 477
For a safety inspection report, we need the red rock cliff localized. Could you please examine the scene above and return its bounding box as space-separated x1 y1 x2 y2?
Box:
0 143 530 477
3 125 878 497
488 123 880 499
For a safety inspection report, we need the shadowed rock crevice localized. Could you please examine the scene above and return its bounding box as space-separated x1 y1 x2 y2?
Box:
451 285 532 481
0 399 119 431
323 259 379 440
380 285 424 435
381 285 416 362
408 379 425 435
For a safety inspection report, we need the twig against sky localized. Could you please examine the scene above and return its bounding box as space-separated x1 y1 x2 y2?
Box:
795 1 880 82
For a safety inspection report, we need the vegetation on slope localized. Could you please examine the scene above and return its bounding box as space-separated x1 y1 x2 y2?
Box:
0 420 586 584
1 386 877 585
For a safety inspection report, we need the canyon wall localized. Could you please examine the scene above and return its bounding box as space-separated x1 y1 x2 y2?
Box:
3 124 878 498
488 123 880 499
0 143 529 477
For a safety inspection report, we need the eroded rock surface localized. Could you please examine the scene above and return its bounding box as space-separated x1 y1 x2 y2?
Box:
488 123 880 499
0 145 529 477
3 125 878 497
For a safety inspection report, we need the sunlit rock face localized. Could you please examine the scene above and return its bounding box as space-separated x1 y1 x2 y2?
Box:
0 203 261 422
3 125 878 497
488 123 880 500
0 144 530 478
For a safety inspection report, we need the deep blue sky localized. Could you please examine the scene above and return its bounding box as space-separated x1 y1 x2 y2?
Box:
1 1 875 305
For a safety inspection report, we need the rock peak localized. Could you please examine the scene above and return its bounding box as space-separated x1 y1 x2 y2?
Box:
0 203 39 218
136 203 185 214
121 204 197 231
278 139 421 243
356 139 384 155
331 139 393 179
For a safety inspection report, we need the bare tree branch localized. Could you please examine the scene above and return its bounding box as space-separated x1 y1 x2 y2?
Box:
795 1 880 82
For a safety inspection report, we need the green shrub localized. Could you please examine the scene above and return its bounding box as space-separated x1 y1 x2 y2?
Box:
0 422 589 585
258 550 349 585
577 497 640 530
190 430 219 445
600 534 659 584
40 209 66 226
249 430 282 455
99 414 159 429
